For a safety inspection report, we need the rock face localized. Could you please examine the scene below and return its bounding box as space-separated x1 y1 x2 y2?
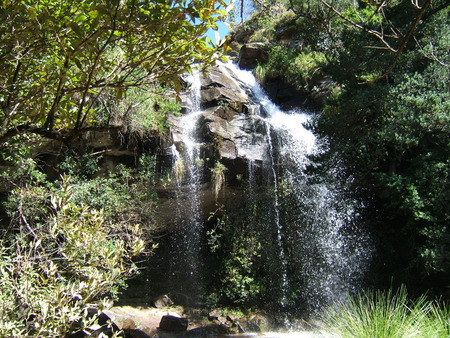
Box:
238 43 268 70
98 306 169 337
157 62 270 229
203 105 268 161
170 62 269 166
131 62 273 304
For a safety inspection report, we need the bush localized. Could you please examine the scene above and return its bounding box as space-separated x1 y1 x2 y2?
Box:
0 175 145 337
59 154 159 230
255 46 325 90
99 85 181 136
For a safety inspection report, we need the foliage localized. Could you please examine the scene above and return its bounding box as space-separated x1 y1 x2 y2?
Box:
220 234 263 305
0 0 229 148
206 209 226 253
57 153 159 228
317 4 450 282
248 3 291 42
204 185 287 308
59 154 101 179
0 152 160 336
204 202 264 307
0 175 145 337
102 85 182 136
211 161 227 199
322 286 450 338
255 45 325 89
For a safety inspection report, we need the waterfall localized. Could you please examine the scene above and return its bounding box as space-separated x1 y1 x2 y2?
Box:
226 62 373 315
265 118 289 308
167 69 206 303
148 61 372 321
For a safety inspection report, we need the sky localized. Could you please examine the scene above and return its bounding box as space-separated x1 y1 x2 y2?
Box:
204 0 255 45
205 21 231 45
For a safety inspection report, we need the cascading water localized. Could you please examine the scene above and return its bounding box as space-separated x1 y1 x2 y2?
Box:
226 63 373 315
265 119 289 308
167 69 206 303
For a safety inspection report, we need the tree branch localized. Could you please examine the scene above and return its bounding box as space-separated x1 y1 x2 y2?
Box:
316 0 433 82
75 2 120 129
319 0 399 52
377 0 432 80
0 124 123 148
43 55 70 131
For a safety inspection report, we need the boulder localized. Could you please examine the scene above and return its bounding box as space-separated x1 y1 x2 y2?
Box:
100 309 136 331
199 67 244 93
201 87 248 106
207 309 226 324
206 310 245 335
152 294 174 308
159 314 189 332
97 306 184 337
241 312 271 332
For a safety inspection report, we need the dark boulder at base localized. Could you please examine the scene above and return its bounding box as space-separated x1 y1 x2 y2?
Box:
159 314 189 332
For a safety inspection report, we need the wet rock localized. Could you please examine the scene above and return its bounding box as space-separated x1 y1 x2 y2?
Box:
234 321 246 333
226 315 246 333
152 294 174 308
240 312 271 332
157 62 270 233
202 106 268 162
171 63 270 164
208 309 227 324
199 67 244 93
159 314 189 332
201 87 248 106
99 309 132 330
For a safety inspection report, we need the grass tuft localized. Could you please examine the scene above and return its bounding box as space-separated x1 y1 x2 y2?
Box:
322 285 449 337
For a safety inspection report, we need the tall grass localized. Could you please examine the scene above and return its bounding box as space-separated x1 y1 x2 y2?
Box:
422 301 450 337
322 286 449 337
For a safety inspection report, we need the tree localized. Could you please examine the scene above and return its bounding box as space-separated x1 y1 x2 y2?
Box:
0 0 228 149
315 2 450 288
285 0 449 80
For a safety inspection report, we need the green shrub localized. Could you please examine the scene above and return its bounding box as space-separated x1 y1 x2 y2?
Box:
100 85 181 135
58 154 159 229
255 46 325 90
221 236 262 305
0 176 145 337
